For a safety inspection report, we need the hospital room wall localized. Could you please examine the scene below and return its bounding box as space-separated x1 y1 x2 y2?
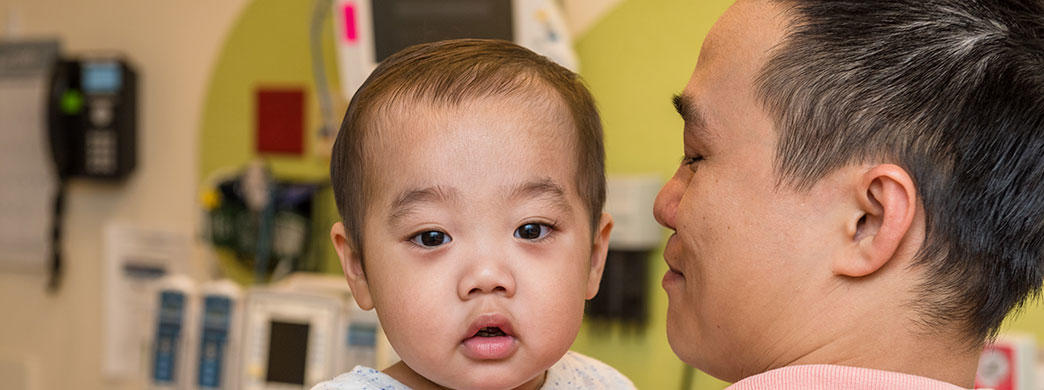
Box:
0 1 249 389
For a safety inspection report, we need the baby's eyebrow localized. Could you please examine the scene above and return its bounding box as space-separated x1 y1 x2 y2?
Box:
509 178 574 215
388 185 459 224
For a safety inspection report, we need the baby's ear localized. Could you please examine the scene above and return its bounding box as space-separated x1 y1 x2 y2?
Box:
585 212 614 300
330 222 374 310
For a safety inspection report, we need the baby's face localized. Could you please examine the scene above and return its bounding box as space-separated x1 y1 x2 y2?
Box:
354 95 608 389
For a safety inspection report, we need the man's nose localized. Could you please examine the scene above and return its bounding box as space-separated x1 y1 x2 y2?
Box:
458 256 516 300
654 172 682 230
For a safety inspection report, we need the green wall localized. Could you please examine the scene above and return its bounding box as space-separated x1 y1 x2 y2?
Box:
198 0 344 282
567 2 732 389
196 0 1044 389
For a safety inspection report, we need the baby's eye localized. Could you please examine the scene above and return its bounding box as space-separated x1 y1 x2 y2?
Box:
410 230 452 248
514 223 551 240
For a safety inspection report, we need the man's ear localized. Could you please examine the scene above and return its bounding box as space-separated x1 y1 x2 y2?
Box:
330 222 374 310
585 212 614 300
834 164 917 277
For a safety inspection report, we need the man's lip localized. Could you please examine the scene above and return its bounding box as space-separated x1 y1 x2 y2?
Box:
663 234 685 276
462 313 516 341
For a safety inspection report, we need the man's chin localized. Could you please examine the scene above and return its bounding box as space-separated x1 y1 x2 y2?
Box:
665 310 698 364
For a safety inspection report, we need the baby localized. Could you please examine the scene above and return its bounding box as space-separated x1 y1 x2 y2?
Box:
319 39 633 390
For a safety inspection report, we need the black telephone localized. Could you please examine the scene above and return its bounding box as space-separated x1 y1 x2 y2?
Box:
42 56 137 292
47 58 137 179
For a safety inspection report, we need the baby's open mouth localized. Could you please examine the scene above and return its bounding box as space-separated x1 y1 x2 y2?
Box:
474 327 507 337
461 314 518 360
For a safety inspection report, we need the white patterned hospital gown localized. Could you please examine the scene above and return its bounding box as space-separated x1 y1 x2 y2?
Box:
310 351 635 389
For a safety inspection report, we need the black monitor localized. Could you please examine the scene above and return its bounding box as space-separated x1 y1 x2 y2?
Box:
265 321 311 385
372 0 514 62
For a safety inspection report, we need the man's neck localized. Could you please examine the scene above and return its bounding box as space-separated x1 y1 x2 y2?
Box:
783 310 981 388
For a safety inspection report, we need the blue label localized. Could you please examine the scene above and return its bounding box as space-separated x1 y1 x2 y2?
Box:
198 296 232 388
347 323 377 348
152 291 185 383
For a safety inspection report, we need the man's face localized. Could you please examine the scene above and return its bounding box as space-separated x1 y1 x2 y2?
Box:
351 94 608 390
653 0 851 381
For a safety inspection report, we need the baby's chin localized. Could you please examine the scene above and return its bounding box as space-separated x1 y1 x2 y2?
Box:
438 369 546 390
409 356 551 390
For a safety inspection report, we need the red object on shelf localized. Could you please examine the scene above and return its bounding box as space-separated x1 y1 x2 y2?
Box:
342 3 358 43
256 88 305 155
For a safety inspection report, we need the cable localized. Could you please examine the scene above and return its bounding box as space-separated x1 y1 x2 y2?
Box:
47 180 65 292
310 0 337 139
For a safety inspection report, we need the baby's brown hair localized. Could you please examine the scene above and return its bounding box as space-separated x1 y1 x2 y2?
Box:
330 39 605 261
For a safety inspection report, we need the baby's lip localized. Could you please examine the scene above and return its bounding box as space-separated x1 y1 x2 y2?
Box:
462 313 516 341
461 313 518 360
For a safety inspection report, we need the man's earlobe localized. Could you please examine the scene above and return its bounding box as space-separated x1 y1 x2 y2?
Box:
586 212 614 300
330 222 374 310
834 165 918 277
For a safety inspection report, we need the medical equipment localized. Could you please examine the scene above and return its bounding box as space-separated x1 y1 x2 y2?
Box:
238 274 394 389
202 162 325 284
587 176 663 326
343 304 379 370
240 289 340 389
329 0 578 104
976 334 1038 390
148 274 198 390
194 280 243 390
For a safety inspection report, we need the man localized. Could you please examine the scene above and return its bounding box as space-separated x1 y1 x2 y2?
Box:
653 0 1044 388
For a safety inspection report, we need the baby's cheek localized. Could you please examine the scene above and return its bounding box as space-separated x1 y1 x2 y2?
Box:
523 285 586 347
374 287 452 351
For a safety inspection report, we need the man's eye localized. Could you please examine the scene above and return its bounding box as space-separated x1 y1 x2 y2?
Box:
681 155 704 166
410 230 452 247
514 223 551 240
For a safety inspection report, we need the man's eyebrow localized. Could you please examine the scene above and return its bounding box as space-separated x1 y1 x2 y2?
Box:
509 178 574 215
388 185 459 224
673 94 707 130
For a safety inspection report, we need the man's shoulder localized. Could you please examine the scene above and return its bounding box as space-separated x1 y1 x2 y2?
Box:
310 366 410 390
726 364 971 390
543 350 636 389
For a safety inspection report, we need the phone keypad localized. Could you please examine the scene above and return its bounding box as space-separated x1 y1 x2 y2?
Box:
85 129 117 175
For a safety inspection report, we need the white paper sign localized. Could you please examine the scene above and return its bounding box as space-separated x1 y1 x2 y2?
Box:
103 223 189 380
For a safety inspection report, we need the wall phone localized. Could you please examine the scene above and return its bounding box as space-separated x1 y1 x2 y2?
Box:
48 57 137 179
43 56 138 291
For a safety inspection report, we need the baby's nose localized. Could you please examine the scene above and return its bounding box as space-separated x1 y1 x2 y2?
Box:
458 261 516 300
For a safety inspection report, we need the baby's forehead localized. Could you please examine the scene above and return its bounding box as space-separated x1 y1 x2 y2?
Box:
361 95 580 184
364 90 577 146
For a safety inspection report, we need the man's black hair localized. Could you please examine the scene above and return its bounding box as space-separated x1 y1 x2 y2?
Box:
758 0 1044 339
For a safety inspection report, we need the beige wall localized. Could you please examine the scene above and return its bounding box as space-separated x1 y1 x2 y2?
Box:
0 2 246 389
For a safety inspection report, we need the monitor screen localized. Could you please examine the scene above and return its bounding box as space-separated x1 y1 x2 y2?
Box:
265 321 311 385
372 0 513 62
82 62 122 93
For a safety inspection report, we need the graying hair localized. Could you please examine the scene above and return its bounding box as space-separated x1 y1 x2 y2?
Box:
758 0 1044 340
